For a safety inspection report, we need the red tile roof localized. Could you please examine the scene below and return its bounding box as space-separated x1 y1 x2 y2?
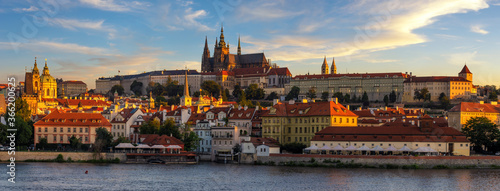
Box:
263 101 357 117
460 65 471 74
449 102 500 113
228 107 256 120
60 80 86 85
243 137 280 147
404 76 470 83
34 110 111 127
132 134 184 147
268 68 292 76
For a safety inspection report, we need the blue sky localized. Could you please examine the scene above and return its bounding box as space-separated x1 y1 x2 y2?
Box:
1 0 500 89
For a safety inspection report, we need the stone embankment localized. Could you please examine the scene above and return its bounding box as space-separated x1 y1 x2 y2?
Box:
0 151 127 162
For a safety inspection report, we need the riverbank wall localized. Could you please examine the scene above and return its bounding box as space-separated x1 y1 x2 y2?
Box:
0 152 127 163
256 154 500 168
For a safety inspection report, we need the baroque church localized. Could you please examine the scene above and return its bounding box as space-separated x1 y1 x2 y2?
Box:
201 26 270 72
24 57 57 99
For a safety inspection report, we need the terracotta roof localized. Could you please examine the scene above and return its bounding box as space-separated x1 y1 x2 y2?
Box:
352 110 374 118
404 76 470 83
449 102 500 113
187 113 206 123
232 67 270 77
60 80 86 85
312 124 468 142
228 107 256 120
263 101 357 117
460 65 471 74
111 108 141 123
243 137 280 147
34 110 111 127
132 134 184 147
294 72 407 80
268 68 292 76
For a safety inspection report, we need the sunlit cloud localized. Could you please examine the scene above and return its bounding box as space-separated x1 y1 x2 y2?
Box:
236 0 305 21
470 24 489 34
47 18 117 38
157 3 213 31
13 6 39 12
0 40 116 56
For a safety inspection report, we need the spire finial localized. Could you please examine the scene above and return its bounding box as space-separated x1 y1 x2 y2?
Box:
237 35 241 55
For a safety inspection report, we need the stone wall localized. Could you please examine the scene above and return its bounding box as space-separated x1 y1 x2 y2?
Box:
0 152 127 163
257 154 500 168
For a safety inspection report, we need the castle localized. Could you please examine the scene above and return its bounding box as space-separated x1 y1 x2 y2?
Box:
201 26 270 72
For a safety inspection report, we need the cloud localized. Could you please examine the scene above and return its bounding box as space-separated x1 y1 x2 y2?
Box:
79 0 151 12
446 51 486 66
157 3 213 31
236 1 305 21
13 6 39 12
470 24 489 34
47 18 117 38
0 40 116 56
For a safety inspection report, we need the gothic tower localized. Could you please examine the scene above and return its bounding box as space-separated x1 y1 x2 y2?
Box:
180 70 192 107
213 25 230 71
321 56 329 75
331 57 337 74
32 57 40 94
237 35 241 56
201 36 211 72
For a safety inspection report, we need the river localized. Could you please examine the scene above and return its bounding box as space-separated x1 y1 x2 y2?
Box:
2 162 500 190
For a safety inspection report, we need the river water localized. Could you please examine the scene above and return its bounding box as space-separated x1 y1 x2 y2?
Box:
2 162 500 190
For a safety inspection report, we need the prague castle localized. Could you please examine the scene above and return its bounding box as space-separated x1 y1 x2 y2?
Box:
201 26 270 72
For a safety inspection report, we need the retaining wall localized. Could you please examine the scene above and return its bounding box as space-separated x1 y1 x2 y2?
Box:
0 152 127 162
257 154 500 168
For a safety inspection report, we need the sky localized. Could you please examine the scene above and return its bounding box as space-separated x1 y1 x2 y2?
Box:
1 0 500 89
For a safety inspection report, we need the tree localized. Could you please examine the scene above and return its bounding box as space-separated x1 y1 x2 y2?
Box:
158 119 181 139
232 84 242 99
221 88 229 101
155 96 168 107
69 136 82 150
201 80 221 97
362 91 370 107
389 90 397 103
351 95 358 103
140 120 161 134
38 137 48 150
285 86 300 101
266 92 279 100
383 95 389 106
94 127 113 153
224 89 230 100
10 116 32 147
489 91 498 101
110 85 125 96
439 93 451 110
332 92 344 103
238 91 254 107
306 87 317 99
14 98 31 122
344 93 350 103
130 80 143 96
280 142 307 154
112 136 131 147
413 89 422 101
321 92 329 101
421 88 431 102
461 117 500 153
245 84 265 100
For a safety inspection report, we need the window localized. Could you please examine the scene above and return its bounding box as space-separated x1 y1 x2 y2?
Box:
85 136 88 142
460 144 463 147
53 136 56 142
73 128 76 132
288 127 291 133
354 143 357 146
45 127 48 132
404 144 407 146
85 128 88 133
38 128 41 132
60 128 63 132
53 128 57 132
466 144 468 147
427 144 430 147
80 128 83 133
438 144 441 147
299 137 302 142
415 144 418 147
288 137 291 142
68 128 71 132
60 136 63 142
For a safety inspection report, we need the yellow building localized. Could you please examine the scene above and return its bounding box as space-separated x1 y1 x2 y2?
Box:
311 116 471 156
448 101 500 131
261 99 357 145
403 65 476 103
40 59 57 99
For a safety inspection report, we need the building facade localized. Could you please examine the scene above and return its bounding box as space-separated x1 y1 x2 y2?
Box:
58 81 87 97
448 101 500 131
261 100 358 145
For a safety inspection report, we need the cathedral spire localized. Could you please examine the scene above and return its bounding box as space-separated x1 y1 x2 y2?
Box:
321 56 329 75
219 24 226 47
237 35 241 55
33 57 39 75
215 37 218 48
331 57 337 74
184 69 190 98
203 36 210 55
43 58 50 75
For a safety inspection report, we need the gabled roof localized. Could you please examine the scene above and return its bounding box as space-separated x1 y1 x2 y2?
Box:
268 68 292 76
228 107 256 120
132 134 184 146
243 137 280 147
460 65 471 74
34 110 111 127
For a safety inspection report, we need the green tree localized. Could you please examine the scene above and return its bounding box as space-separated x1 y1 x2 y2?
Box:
155 96 168 107
224 89 230 100
130 80 143 96
413 89 422 101
351 95 358 103
280 142 307 154
69 136 82 150
94 127 113 153
140 120 161 134
321 91 329 101
221 88 229 101
421 87 431 102
110 85 125 96
201 80 221 97
238 91 254 107
232 84 242 99
461 117 500 153
362 91 370 107
14 98 31 122
489 91 498 101
439 93 451 110
11 116 32 147
344 93 350 103
38 137 48 150
245 84 265 100
383 95 389 106
306 87 317 99
266 92 279 100
389 90 397 103
332 92 344 102
158 119 181 138
285 86 300 101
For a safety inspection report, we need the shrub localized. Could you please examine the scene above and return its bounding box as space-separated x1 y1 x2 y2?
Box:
55 154 64 162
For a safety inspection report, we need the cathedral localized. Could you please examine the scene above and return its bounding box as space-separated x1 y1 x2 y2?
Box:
321 57 337 75
201 26 270 72
24 58 57 99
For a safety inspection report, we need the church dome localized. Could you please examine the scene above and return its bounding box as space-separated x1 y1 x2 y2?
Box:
41 74 56 83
